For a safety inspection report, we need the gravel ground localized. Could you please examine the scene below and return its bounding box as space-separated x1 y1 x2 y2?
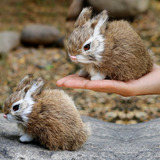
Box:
0 0 160 124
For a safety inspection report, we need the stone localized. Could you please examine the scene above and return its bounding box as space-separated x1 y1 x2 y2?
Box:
0 31 20 54
21 24 63 46
87 0 150 18
67 0 151 19
1 113 160 159
135 111 148 121
67 0 84 20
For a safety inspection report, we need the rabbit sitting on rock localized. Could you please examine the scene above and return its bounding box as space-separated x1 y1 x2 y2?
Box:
3 74 90 150
67 7 153 81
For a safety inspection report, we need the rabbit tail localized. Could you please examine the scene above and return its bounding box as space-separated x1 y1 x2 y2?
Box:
71 122 91 151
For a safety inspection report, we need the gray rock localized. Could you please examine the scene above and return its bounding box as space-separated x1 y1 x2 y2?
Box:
0 31 20 54
1 113 160 159
67 0 84 20
21 24 62 46
87 0 150 18
67 0 150 19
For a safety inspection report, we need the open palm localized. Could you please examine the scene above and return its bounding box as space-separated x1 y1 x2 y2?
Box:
56 64 160 97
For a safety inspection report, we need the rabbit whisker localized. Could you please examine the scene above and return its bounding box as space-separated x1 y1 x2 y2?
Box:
15 115 23 122
88 55 96 61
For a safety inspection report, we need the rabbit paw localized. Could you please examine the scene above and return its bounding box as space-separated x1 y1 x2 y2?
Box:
20 134 33 142
91 73 106 80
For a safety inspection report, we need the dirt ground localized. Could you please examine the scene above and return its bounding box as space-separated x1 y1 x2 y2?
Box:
0 0 160 124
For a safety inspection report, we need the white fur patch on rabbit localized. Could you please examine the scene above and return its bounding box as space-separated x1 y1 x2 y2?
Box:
20 134 34 142
10 80 43 124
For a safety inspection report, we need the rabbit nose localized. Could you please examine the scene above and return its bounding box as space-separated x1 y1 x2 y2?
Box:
3 115 7 118
70 56 77 61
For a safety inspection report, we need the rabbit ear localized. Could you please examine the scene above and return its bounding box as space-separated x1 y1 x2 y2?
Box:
75 7 92 28
25 77 44 99
91 10 108 34
16 74 33 91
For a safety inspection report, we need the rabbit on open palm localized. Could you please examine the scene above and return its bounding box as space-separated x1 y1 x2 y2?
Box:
67 7 153 81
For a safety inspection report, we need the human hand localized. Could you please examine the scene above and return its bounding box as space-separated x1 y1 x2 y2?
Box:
56 64 160 97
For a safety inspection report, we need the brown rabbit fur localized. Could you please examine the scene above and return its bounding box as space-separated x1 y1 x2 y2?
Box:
67 7 153 81
3 74 90 150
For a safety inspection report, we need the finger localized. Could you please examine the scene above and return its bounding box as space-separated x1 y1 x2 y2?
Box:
62 77 90 88
56 75 90 88
56 75 81 86
85 80 117 90
85 80 133 96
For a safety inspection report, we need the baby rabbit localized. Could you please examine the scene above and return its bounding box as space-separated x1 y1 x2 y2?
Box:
3 74 90 150
67 7 153 81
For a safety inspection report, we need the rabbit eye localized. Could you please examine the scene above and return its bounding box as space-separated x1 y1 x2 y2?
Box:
13 104 20 111
84 43 90 51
